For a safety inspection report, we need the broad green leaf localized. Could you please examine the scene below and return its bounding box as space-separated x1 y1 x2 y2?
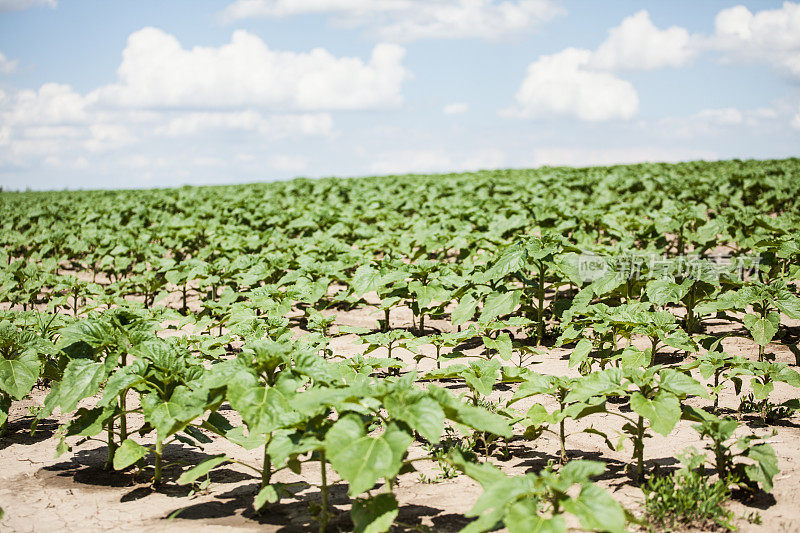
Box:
743 313 779 347
562 483 626 533
0 349 40 399
351 493 399 533
328 435 394 496
57 359 107 412
480 291 521 322
177 455 231 485
254 485 279 510
403 396 445 443
744 444 778 492
506 499 565 533
485 246 526 281
569 338 592 368
452 294 478 326
646 278 687 307
113 439 148 470
629 391 681 436
482 333 513 361
141 386 206 438
659 369 710 399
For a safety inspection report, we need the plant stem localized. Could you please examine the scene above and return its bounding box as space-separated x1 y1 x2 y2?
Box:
153 437 163 486
319 451 329 533
261 437 272 488
105 419 117 470
634 415 645 483
536 263 545 345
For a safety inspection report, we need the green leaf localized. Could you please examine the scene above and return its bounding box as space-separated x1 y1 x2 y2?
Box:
177 455 230 485
403 396 445 443
629 391 681 436
352 265 382 294
562 483 626 533
328 435 394 496
65 406 115 437
452 294 478 326
743 313 779 347
751 378 774 401
113 439 149 470
0 349 40 400
659 369 710 399
485 246 526 281
141 386 206 438
569 338 592 368
506 499 565 533
57 359 107 412
482 333 513 361
744 444 778 492
254 485 279 510
0 393 10 427
646 278 687 307
351 493 399 533
480 291 521 322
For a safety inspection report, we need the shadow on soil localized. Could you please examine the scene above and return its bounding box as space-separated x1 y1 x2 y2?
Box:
41 443 255 492
0 415 60 451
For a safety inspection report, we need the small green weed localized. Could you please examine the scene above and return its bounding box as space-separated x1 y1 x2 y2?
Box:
644 466 735 531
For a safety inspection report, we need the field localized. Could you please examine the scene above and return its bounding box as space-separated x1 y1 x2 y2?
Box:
2 158 800 532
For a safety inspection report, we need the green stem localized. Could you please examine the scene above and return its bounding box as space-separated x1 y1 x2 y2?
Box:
319 451 329 533
154 437 163 486
634 415 645 483
105 419 117 470
262 436 272 488
536 263 545 345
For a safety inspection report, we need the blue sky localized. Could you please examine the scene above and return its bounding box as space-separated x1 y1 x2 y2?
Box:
0 0 798 190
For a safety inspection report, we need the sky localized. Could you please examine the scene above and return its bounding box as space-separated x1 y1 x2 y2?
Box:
0 0 799 190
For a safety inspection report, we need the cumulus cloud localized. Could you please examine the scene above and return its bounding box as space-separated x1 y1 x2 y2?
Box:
655 106 786 138
710 2 800 79
369 147 504 174
0 51 18 74
92 27 408 110
442 102 468 114
0 0 55 12
590 10 695 70
0 27 409 177
155 111 333 139
791 106 800 130
532 146 718 167
220 0 564 41
509 48 638 121
269 153 309 173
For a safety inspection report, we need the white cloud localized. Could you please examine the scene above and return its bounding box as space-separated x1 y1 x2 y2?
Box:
442 102 468 114
532 146 718 167
221 0 564 41
369 147 503 174
590 10 695 71
269 153 309 173
0 0 56 12
155 111 333 139
509 48 638 121
92 27 408 110
0 51 18 74
656 106 788 138
711 2 800 79
792 106 800 130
